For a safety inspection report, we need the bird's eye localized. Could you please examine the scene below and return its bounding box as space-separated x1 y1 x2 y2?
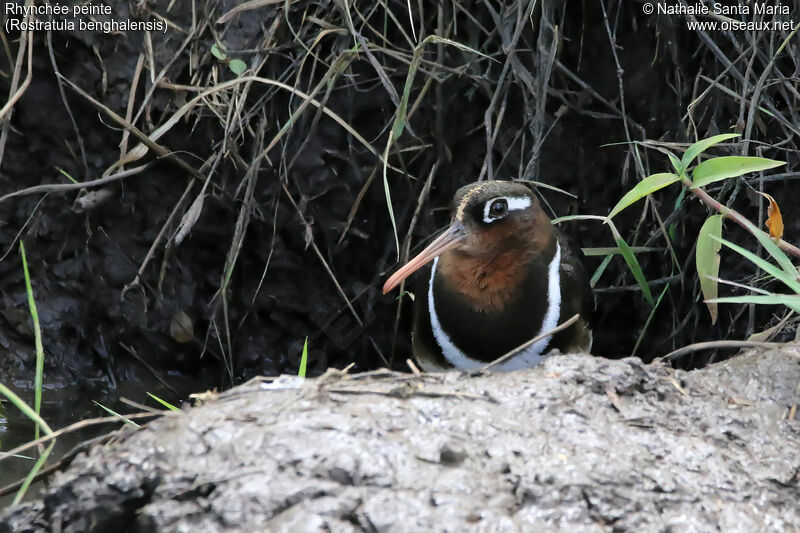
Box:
488 198 508 218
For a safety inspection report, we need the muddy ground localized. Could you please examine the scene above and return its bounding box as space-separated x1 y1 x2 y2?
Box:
2 347 799 532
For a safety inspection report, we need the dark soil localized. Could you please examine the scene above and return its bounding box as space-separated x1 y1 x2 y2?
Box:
3 347 800 532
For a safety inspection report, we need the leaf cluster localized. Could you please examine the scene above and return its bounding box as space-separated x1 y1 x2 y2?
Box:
605 134 797 324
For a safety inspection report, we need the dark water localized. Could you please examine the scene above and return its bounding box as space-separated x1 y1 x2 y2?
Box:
0 370 195 510
0 399 99 508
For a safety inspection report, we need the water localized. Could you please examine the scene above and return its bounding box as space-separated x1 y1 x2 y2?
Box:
0 393 107 509
0 372 193 511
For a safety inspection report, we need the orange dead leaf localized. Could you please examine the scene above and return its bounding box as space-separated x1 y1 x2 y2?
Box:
758 192 784 240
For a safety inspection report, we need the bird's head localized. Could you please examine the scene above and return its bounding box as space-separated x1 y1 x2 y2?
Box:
382 180 554 294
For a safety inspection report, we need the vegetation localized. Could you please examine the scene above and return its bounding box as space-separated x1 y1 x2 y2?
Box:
0 243 53 504
607 134 798 319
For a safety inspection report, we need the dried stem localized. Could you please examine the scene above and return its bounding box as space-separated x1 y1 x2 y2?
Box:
682 177 800 260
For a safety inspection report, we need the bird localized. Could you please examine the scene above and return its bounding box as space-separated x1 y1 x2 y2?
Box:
382 180 593 372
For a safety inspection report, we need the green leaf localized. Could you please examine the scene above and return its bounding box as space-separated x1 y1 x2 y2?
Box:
581 246 660 256
590 254 613 289
147 392 179 411
696 215 723 323
668 152 683 175
399 290 415 302
607 221 654 305
0 383 52 436
607 173 681 219
616 236 654 305
711 235 800 294
391 52 422 141
735 215 798 284
673 187 686 210
708 294 800 314
211 43 227 60
381 137 400 258
681 133 740 169
20 241 44 442
56 167 79 184
228 59 247 75
691 156 785 188
298 337 308 378
668 187 687 241
93 401 140 428
13 441 54 505
633 283 671 357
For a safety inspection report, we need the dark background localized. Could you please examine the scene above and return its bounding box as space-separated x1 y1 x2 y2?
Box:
1 0 798 426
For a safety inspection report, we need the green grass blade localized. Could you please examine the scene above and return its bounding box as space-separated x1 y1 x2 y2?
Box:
607 173 680 219
521 180 577 198
551 214 608 225
589 254 613 288
298 337 308 378
708 275 771 295
383 39 414 256
691 156 785 188
384 35 493 258
395 290 415 302
608 221 653 305
382 135 400 258
667 152 683 175
680 133 740 168
696 215 723 324
390 36 494 142
421 35 497 61
711 235 800 294
0 384 55 503
668 187 687 241
1 453 36 460
633 283 670 356
12 441 54 505
147 392 180 411
93 401 140 428
55 167 79 184
673 187 686 210
708 294 800 314
0 384 52 435
581 246 660 256
390 50 423 141
616 236 654 306
19 241 44 441
735 215 799 282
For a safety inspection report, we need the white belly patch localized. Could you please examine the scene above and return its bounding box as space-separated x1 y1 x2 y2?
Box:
427 242 562 371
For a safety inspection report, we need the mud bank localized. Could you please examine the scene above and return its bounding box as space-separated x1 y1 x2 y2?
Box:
2 348 800 532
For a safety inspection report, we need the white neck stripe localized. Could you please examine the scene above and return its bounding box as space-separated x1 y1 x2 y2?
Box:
427 241 562 371
482 196 532 223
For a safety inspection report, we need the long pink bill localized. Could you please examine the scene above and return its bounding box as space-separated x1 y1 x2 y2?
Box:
382 222 466 294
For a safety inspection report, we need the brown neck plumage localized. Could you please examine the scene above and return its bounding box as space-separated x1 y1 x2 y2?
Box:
436 229 556 313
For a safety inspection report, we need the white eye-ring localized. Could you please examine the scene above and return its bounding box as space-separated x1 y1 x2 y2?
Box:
482 196 532 223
